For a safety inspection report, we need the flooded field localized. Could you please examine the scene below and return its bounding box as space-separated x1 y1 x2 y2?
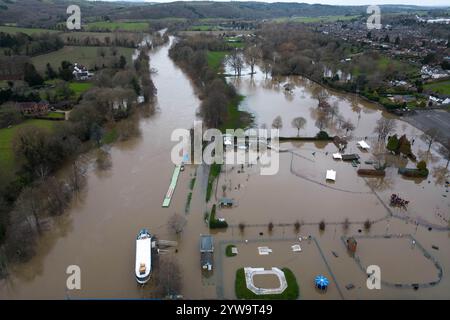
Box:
1 37 449 300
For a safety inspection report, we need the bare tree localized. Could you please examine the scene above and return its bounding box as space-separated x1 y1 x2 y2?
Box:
96 149 112 171
291 117 307 136
319 220 326 231
343 218 350 230
422 128 441 152
272 115 283 130
67 159 87 193
439 138 450 168
156 256 182 298
261 61 272 78
168 213 187 235
226 50 244 76
14 185 43 234
44 177 71 216
244 46 262 76
373 118 396 141
315 109 328 131
342 119 355 134
330 101 339 121
3 209 38 263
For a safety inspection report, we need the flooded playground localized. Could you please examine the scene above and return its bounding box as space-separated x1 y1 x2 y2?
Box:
1 37 449 300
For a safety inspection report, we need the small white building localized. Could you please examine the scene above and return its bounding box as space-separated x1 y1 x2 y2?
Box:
357 140 371 150
326 170 336 181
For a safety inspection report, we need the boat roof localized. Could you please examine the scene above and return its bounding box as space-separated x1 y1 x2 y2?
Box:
200 235 214 252
135 238 151 276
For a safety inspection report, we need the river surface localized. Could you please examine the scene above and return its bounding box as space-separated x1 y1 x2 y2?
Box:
1 37 449 299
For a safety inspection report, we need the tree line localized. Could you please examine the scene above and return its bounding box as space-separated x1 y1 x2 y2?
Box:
0 46 156 276
169 34 246 129
0 32 64 57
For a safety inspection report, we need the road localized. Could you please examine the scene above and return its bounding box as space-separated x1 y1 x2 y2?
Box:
402 109 450 145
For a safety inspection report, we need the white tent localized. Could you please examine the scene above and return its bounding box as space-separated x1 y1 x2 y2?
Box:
326 170 336 181
357 140 371 150
223 134 233 146
258 247 273 255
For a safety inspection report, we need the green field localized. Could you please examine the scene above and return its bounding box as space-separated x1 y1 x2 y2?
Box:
352 55 418 79
0 25 58 35
0 120 56 180
46 112 65 119
235 268 299 299
188 25 220 31
424 80 450 96
273 15 360 23
69 82 94 97
227 41 245 49
31 46 134 72
207 51 228 71
85 21 149 32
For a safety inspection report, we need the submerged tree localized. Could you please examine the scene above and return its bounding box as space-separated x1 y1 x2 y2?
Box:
422 128 441 152
291 116 306 136
226 49 244 76
168 213 187 235
319 220 325 231
244 45 262 76
156 256 182 298
439 138 450 168
374 118 396 141
272 115 283 130
342 119 355 134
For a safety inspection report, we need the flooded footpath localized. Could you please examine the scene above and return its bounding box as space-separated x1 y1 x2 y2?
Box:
1 39 449 299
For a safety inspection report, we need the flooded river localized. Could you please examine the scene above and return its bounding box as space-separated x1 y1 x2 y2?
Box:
1 38 449 299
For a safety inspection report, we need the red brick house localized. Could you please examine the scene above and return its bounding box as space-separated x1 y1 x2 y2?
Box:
16 101 49 116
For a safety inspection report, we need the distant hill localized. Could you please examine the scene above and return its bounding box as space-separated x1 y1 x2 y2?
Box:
0 0 447 28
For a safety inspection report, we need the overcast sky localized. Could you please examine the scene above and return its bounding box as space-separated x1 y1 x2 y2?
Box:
130 0 450 6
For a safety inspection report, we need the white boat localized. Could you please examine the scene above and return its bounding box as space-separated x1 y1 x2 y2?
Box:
135 229 152 284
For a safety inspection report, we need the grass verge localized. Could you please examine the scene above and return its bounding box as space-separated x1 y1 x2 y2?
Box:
209 204 228 229
206 163 221 202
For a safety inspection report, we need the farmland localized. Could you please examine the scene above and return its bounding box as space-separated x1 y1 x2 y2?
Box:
0 119 56 180
424 79 450 96
31 46 134 72
85 21 149 32
0 25 58 35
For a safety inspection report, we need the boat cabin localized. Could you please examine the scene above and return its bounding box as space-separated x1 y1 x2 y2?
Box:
342 154 360 161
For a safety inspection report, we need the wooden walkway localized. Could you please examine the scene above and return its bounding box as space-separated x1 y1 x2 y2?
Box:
162 165 181 207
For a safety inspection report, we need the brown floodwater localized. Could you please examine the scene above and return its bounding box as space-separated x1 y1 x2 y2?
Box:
1 38 449 300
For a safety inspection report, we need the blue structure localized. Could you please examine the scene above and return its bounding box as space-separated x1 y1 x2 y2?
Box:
315 275 329 290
